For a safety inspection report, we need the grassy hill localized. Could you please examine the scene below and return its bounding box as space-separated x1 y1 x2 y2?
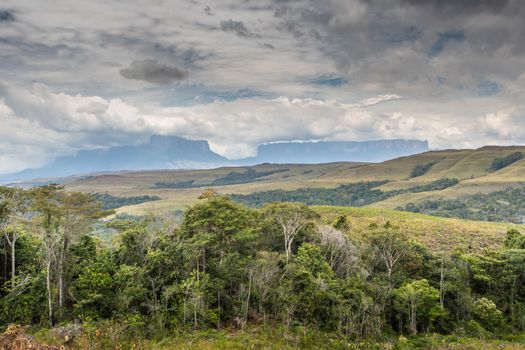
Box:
313 206 522 252
63 146 525 216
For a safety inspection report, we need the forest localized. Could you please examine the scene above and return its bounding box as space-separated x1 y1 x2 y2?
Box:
399 184 525 224
0 185 524 349
231 178 459 208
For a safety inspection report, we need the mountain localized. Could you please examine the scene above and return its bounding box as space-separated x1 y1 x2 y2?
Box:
1 135 229 182
1 136 429 183
238 139 429 164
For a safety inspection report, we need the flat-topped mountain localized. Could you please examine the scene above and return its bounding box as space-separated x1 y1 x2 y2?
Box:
240 139 428 164
1 136 429 182
1 135 228 182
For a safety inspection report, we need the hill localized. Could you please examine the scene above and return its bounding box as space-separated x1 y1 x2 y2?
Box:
0 137 428 182
61 145 525 220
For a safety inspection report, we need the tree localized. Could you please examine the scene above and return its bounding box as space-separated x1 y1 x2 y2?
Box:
57 192 111 318
394 279 440 334
471 297 503 332
317 224 357 278
367 227 409 282
30 185 111 324
285 243 339 328
261 202 318 263
0 187 30 287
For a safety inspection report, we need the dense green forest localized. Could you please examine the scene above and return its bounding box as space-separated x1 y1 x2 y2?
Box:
91 193 161 210
410 161 438 178
153 168 289 189
0 185 524 348
490 152 524 171
398 184 525 224
231 178 459 208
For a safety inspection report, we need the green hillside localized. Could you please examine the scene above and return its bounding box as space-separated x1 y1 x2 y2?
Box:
64 146 525 218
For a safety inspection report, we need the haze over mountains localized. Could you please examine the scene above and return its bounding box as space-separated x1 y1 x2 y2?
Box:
1 135 429 182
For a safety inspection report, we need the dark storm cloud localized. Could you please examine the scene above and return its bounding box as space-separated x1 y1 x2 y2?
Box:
204 6 213 16
120 59 188 84
0 10 14 22
399 0 512 14
220 19 258 37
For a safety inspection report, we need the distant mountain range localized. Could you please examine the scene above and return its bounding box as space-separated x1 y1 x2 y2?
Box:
0 135 429 182
241 139 429 164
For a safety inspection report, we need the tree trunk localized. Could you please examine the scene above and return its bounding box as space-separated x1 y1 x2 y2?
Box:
10 236 16 288
58 249 64 317
46 260 53 326
440 256 445 308
4 232 17 288
410 302 417 335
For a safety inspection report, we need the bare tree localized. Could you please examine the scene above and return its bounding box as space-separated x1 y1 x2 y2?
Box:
317 224 358 278
262 202 318 263
368 228 408 282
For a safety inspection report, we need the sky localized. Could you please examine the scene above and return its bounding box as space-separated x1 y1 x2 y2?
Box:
1 0 525 173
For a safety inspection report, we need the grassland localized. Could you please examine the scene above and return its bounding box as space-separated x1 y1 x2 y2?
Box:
63 146 525 215
313 206 522 251
30 325 525 350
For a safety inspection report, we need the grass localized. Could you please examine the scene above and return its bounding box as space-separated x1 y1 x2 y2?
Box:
29 324 525 350
313 206 523 252
63 146 525 215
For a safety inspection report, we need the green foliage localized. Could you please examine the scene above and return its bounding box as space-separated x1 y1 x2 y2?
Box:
232 179 459 208
92 193 161 210
394 279 440 334
399 185 525 223
1 186 525 347
233 181 393 207
471 298 503 331
410 161 437 178
505 229 525 249
153 169 289 189
490 152 524 171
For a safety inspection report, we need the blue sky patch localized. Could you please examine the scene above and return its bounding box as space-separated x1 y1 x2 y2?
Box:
307 74 347 87
477 79 501 96
428 30 465 57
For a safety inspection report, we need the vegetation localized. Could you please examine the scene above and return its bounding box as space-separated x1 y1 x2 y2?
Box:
153 168 289 189
410 161 437 178
231 181 391 207
1 186 524 348
490 152 524 171
91 193 161 209
398 184 525 223
231 178 459 208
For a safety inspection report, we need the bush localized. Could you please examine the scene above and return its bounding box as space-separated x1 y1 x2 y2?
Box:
490 152 524 171
471 298 503 332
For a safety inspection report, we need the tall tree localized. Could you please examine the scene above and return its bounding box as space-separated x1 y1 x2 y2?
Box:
0 187 31 288
261 202 318 263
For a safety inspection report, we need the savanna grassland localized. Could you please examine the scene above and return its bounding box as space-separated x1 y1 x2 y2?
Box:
61 146 525 218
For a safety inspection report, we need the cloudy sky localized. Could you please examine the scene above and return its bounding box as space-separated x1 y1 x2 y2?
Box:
1 0 525 173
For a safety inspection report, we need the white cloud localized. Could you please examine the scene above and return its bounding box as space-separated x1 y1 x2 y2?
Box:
0 0 525 173
1 82 525 173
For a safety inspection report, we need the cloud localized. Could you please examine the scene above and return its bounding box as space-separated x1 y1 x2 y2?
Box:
1 82 524 174
428 30 465 57
0 0 524 173
204 6 213 16
0 9 14 22
220 19 258 37
119 59 188 84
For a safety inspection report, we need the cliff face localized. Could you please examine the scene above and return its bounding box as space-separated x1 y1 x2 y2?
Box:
1 137 429 182
244 139 429 164
3 135 228 181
